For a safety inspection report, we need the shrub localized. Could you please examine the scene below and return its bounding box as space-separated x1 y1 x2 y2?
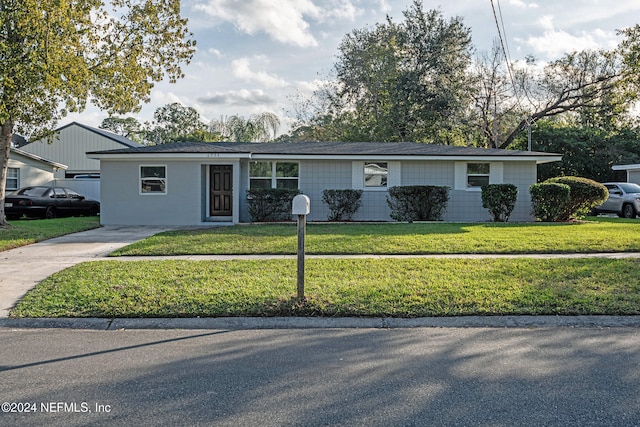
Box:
322 189 363 221
545 176 608 220
246 188 301 222
387 186 449 222
481 184 518 222
530 183 571 222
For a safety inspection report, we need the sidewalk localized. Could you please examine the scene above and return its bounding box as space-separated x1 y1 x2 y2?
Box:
2 225 640 324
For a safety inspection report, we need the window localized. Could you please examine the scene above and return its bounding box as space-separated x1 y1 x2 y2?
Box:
7 168 19 190
250 161 298 189
140 165 166 194
467 163 490 188
364 162 388 187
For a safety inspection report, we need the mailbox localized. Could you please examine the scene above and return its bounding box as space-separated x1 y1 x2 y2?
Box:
292 194 310 215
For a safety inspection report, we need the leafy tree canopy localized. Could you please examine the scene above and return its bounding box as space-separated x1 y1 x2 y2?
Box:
0 0 195 226
288 0 474 144
210 112 281 142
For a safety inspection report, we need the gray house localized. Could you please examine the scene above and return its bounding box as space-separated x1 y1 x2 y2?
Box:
88 141 561 226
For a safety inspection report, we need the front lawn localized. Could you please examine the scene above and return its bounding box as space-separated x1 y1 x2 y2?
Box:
10 257 640 318
111 217 640 256
0 216 101 252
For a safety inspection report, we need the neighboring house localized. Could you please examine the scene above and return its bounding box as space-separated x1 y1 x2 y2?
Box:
88 141 562 226
7 148 68 191
19 121 142 179
612 164 640 184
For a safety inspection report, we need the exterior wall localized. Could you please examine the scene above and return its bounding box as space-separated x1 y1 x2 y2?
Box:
7 154 57 190
100 159 241 226
296 159 536 222
628 170 640 185
100 160 204 226
100 158 539 226
20 124 129 177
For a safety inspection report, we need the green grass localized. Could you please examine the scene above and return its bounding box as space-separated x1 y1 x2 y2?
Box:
0 216 100 252
111 217 640 256
10 257 640 318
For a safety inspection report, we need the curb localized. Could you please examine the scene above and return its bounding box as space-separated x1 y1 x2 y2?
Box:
1 315 640 330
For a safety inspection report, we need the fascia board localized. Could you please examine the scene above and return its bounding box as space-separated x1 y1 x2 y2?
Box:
250 153 563 164
88 153 250 161
613 164 640 171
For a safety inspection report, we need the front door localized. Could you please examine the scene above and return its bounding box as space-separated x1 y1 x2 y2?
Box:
210 165 233 216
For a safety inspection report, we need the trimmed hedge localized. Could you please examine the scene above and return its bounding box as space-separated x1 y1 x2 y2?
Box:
322 189 363 221
246 188 301 222
481 184 518 222
545 176 608 220
530 183 571 222
387 185 449 222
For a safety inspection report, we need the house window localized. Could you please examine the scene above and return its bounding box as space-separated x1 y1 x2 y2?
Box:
140 165 167 194
250 161 299 189
467 163 490 188
364 162 388 187
7 168 19 190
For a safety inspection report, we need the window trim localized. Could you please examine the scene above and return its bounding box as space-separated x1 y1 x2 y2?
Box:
7 167 19 190
466 162 490 189
455 162 503 191
352 161 400 191
139 164 167 195
249 161 299 190
364 162 389 188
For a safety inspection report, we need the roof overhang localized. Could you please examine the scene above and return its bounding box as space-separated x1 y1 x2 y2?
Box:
88 151 562 165
613 164 640 171
10 147 68 169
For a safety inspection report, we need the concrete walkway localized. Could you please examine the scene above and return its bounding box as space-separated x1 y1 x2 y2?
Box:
2 225 640 326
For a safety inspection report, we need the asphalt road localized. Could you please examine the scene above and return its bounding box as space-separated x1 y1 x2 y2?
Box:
1 327 640 426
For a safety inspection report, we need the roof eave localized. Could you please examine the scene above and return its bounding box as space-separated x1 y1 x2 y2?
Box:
613 164 640 171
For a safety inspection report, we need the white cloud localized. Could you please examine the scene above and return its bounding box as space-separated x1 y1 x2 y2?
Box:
231 56 289 88
507 0 538 8
198 89 277 107
194 0 321 47
519 15 617 58
193 0 363 47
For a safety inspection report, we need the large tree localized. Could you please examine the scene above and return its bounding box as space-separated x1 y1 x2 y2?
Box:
0 0 195 226
99 116 145 143
210 112 280 142
473 25 640 149
288 0 474 144
145 102 209 144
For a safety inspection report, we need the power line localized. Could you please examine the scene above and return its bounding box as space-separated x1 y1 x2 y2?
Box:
490 0 535 150
490 0 519 107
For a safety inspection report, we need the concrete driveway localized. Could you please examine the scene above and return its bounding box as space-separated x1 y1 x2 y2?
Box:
0 226 169 317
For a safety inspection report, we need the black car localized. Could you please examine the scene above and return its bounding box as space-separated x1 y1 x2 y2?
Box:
4 186 100 220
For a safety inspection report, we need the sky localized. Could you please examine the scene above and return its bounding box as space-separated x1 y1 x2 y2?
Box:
62 0 640 136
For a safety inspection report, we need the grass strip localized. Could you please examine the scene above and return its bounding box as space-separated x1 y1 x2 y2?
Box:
0 217 100 252
10 257 640 318
110 218 640 256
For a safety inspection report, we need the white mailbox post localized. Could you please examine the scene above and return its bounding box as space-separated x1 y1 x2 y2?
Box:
292 195 310 299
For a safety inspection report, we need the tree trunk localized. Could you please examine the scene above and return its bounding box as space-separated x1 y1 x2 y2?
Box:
0 120 15 227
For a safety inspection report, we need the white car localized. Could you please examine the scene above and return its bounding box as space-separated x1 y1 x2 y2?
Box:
593 182 640 218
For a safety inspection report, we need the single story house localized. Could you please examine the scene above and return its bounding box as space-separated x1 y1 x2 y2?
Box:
7 148 68 191
88 141 562 226
612 164 640 185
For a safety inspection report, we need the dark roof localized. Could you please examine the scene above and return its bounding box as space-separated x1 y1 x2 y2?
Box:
89 141 559 158
57 122 143 148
